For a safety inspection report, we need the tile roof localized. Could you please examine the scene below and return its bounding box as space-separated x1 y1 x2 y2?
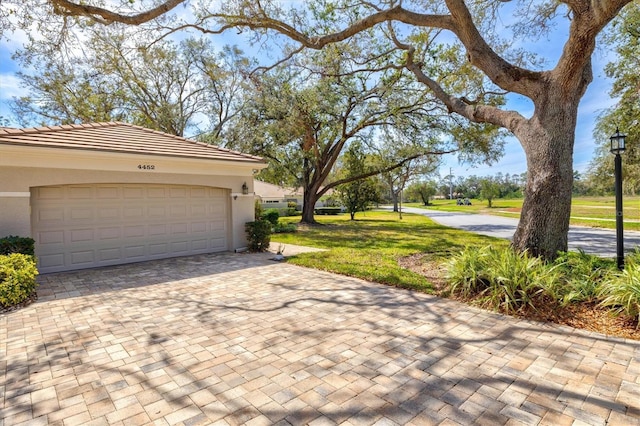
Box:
0 122 265 164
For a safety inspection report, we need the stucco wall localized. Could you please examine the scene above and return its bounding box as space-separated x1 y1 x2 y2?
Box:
0 195 31 237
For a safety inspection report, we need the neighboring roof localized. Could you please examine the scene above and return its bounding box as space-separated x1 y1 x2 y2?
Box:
0 122 265 164
254 180 303 199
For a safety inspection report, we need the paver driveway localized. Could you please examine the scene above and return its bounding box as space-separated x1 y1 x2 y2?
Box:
2 252 640 425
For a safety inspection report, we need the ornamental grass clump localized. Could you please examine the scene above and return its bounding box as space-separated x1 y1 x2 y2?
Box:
0 253 39 308
553 250 613 306
598 255 640 328
446 245 563 314
445 245 492 298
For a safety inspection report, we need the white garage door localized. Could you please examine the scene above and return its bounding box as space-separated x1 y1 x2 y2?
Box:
31 184 229 273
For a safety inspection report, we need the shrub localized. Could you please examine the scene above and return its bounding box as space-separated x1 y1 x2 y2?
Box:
274 223 297 233
287 201 298 216
261 209 280 226
0 253 39 308
0 236 35 256
245 220 272 252
598 257 640 326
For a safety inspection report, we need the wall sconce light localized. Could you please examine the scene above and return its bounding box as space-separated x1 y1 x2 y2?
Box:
242 182 249 195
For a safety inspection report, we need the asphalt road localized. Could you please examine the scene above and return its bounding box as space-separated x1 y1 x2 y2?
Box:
390 206 640 258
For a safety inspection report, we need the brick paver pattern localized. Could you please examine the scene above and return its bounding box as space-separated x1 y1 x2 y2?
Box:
1 252 639 425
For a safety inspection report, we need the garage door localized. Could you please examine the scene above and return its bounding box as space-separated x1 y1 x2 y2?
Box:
31 184 229 273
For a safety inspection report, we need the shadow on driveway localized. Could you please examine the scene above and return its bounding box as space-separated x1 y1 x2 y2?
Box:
2 253 639 424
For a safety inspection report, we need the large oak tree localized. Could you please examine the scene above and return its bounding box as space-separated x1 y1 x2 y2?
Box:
4 0 633 258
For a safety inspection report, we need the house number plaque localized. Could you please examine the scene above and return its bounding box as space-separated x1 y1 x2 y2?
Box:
137 165 156 170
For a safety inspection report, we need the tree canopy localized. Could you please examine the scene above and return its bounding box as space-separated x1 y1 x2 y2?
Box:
2 0 634 259
588 2 640 195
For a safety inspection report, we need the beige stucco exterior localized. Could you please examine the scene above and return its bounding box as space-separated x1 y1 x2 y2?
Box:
0 143 265 267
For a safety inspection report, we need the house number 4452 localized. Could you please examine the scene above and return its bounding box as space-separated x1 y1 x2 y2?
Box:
138 165 156 170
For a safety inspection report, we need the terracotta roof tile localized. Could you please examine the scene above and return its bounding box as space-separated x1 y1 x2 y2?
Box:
0 122 265 164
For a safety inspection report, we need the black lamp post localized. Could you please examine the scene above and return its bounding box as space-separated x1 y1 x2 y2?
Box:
610 127 626 270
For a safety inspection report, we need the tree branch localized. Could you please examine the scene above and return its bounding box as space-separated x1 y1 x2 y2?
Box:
317 149 455 198
51 0 186 25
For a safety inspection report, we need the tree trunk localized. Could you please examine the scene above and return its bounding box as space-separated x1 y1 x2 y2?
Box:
301 189 318 224
512 93 578 260
391 190 399 212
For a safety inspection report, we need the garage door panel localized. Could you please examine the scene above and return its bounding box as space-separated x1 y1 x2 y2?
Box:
124 245 145 258
37 208 65 222
36 187 65 200
70 229 94 242
98 207 121 220
211 220 226 232
124 225 145 238
98 228 121 241
191 222 207 233
97 186 119 199
70 250 95 266
148 206 167 218
191 187 207 198
170 241 189 253
147 188 166 198
123 187 144 198
149 243 168 255
191 239 208 250
170 205 187 217
99 248 121 262
68 186 94 199
32 184 230 273
211 237 226 249
170 187 188 198
171 223 188 234
38 230 65 245
149 224 167 236
70 208 94 221
124 206 145 219
39 253 65 269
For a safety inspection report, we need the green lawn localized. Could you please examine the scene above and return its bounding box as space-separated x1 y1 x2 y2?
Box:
406 196 640 231
272 211 505 292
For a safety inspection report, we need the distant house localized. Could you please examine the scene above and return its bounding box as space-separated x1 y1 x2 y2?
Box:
253 181 303 213
254 180 339 214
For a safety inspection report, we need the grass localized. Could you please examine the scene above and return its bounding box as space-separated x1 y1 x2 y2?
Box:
274 210 640 337
273 211 505 292
406 195 640 231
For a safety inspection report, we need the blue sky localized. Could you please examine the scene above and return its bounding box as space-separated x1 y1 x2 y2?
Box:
0 9 619 179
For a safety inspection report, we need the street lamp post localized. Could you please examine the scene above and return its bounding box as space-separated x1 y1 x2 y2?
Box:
610 127 626 270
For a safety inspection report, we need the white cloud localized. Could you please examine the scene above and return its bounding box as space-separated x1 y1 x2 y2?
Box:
0 73 25 99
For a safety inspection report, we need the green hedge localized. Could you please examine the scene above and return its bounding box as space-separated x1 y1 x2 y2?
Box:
0 253 39 308
314 207 342 215
0 236 35 256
